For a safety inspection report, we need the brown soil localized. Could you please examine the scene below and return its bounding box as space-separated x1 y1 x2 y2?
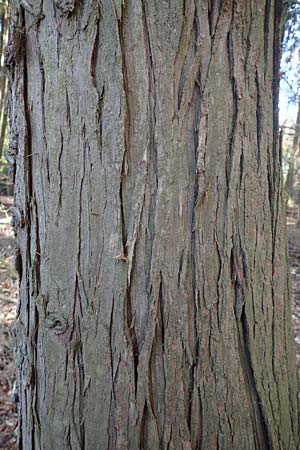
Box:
0 200 299 450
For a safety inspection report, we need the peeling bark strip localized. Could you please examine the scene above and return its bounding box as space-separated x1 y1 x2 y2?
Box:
8 1 299 450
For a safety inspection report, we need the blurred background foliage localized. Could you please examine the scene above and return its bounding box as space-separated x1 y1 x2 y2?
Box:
0 0 10 194
281 1 300 221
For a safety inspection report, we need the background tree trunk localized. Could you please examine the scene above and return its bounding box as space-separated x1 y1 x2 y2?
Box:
8 1 299 449
0 0 9 161
285 100 300 204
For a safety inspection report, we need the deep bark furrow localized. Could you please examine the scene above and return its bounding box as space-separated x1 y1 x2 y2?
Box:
173 0 195 114
264 0 271 80
255 69 262 168
226 25 238 191
239 312 272 450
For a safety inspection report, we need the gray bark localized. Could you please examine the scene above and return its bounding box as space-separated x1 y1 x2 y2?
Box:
7 1 299 449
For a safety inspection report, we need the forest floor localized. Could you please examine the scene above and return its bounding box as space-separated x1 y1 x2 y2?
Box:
0 195 18 450
287 208 300 366
0 198 300 450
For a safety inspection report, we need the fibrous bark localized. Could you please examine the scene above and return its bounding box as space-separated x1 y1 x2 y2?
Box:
8 1 299 449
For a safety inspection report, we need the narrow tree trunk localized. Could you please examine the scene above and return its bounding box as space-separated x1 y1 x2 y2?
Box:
291 102 300 227
0 1 9 161
0 83 8 160
285 100 300 203
8 2 299 450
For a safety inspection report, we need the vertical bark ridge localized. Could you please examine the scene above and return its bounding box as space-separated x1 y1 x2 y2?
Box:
264 0 272 80
173 0 195 114
255 69 262 169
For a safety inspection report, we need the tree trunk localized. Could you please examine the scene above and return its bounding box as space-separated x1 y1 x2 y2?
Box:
8 1 299 449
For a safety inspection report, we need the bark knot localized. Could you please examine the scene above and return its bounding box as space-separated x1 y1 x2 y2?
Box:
45 313 69 335
55 0 76 15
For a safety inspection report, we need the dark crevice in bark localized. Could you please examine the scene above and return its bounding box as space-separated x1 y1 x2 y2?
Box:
192 47 201 350
97 86 104 164
141 0 158 188
118 179 127 260
90 12 104 165
267 144 273 213
208 0 223 38
15 249 23 292
191 195 200 361
21 25 37 450
22 13 32 203
263 0 271 81
226 22 238 192
255 69 262 170
187 361 198 440
65 86 71 129
157 274 167 430
115 3 130 259
166 424 173 450
116 1 130 161
78 123 85 254
109 295 115 403
193 1 201 92
90 15 100 87
239 133 244 193
55 11 61 68
158 276 165 351
139 402 148 450
279 127 283 169
33 196 41 297
57 128 63 219
125 289 139 395
142 0 158 297
244 2 254 72
70 285 86 448
36 31 48 197
147 340 163 450
178 71 186 112
76 320 86 449
197 386 203 450
173 0 195 114
230 244 245 320
178 251 184 287
238 311 273 450
222 8 238 245
107 392 113 450
64 350 69 381
177 1 192 112
241 247 248 287
207 0 213 37
190 17 202 437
